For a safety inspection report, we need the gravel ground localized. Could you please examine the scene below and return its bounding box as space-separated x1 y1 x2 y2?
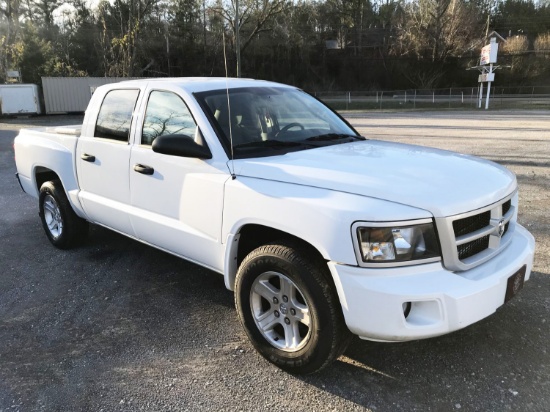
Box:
0 110 549 412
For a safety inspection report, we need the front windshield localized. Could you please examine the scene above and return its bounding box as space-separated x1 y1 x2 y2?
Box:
194 87 362 158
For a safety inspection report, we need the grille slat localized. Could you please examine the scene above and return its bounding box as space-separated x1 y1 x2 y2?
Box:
453 211 491 238
457 236 490 260
502 200 512 216
449 197 515 266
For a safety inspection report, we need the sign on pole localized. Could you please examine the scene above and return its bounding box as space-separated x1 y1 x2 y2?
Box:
475 37 500 109
478 73 495 83
480 43 498 65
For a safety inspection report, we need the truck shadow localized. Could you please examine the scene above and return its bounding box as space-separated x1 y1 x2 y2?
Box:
85 224 235 309
297 270 549 410
79 225 550 410
7 215 547 410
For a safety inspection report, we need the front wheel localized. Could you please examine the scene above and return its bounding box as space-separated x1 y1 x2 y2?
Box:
235 243 351 374
39 180 88 249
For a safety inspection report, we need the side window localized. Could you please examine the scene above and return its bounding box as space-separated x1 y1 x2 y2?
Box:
94 89 140 142
142 91 197 145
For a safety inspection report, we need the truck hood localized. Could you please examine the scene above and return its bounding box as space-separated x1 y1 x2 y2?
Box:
231 140 516 217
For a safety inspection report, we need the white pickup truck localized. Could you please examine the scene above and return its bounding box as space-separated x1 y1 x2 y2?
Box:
14 78 535 373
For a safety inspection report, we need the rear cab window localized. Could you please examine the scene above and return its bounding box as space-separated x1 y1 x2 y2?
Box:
94 89 140 142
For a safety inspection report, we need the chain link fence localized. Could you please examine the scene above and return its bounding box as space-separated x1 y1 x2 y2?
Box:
315 86 550 111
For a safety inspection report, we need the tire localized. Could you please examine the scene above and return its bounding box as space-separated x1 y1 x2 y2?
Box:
235 242 351 374
39 180 88 249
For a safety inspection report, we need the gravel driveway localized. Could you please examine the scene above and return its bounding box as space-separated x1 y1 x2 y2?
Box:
1 110 549 411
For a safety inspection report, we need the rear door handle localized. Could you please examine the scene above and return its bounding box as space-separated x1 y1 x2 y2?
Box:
81 153 95 162
134 164 154 175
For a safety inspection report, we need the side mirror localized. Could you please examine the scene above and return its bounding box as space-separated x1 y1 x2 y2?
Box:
152 129 212 159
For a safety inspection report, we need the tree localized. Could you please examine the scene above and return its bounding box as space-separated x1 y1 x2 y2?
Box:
29 0 62 30
0 0 24 81
11 21 56 83
394 0 479 62
210 0 289 76
96 0 160 77
493 0 550 38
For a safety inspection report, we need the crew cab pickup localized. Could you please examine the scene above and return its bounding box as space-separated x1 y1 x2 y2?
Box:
14 78 535 373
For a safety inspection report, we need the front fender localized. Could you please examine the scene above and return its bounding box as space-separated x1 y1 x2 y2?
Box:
222 176 432 289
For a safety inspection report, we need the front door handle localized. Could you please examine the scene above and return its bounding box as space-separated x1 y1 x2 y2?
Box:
81 153 95 162
134 164 154 175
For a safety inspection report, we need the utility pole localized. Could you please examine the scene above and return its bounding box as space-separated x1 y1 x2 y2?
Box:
235 0 241 77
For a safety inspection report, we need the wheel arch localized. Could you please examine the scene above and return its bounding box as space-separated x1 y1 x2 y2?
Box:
224 223 331 292
34 166 61 194
33 165 87 220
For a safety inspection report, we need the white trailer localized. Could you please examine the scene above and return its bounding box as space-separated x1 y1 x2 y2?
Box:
0 84 42 115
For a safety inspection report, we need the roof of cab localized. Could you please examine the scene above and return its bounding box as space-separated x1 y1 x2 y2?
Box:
113 77 294 93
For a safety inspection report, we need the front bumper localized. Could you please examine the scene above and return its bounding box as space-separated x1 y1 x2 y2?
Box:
328 224 535 342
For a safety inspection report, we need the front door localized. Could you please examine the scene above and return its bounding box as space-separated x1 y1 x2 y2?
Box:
129 89 228 269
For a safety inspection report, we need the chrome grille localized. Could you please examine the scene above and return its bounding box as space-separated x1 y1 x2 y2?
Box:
436 193 516 272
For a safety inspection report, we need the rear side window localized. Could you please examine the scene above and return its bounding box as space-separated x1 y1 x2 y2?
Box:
95 89 140 142
141 90 197 145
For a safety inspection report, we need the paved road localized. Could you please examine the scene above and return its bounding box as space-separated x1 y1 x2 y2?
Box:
1 111 549 411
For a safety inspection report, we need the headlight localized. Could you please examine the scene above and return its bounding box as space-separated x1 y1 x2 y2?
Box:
354 221 441 265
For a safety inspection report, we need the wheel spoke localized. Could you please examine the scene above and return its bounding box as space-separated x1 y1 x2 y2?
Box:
43 199 56 215
280 276 294 301
292 322 302 346
256 311 279 331
293 305 310 327
253 279 279 302
283 321 301 348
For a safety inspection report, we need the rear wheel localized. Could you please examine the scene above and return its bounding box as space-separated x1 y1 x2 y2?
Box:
39 180 88 249
235 242 351 374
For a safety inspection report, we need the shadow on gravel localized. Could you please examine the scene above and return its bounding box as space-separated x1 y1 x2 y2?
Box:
298 271 550 410
2 205 549 410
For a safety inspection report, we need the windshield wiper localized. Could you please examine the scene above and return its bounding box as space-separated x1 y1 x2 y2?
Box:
305 133 364 142
234 140 305 149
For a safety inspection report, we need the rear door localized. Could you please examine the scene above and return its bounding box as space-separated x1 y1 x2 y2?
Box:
76 88 141 234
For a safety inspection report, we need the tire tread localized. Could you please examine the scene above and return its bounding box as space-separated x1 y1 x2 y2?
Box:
235 241 351 374
39 180 88 249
